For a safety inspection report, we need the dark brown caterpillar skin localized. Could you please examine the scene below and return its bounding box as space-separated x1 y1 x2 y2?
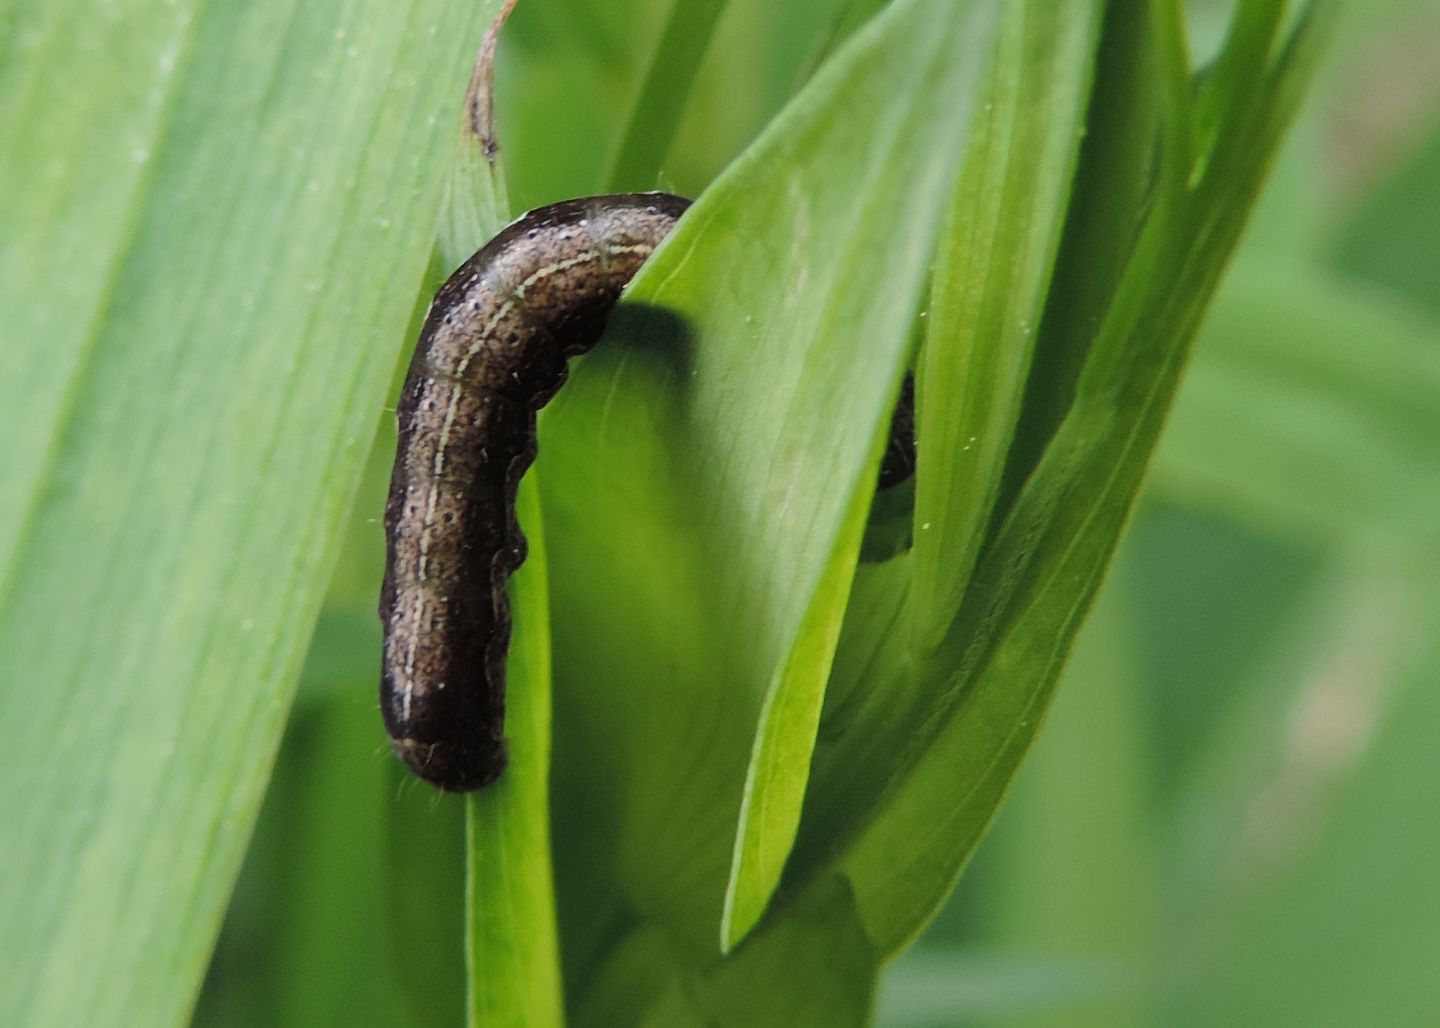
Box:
379 192 919 792
380 192 692 791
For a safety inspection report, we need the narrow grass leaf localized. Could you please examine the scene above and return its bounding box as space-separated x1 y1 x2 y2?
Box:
812 1 1331 956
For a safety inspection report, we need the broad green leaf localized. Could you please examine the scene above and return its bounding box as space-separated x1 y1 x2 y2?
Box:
570 925 706 1028
577 875 876 1028
0 2 493 1024
543 0 1001 960
700 874 878 1027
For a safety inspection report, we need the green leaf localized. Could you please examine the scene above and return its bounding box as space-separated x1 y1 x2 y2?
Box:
542 0 1003 962
496 0 667 209
464 481 564 1028
911 0 1105 657
969 571 1160 1028
787 0 1106 942
701 874 878 1028
792 0 1331 959
0 2 494 1024
603 0 731 191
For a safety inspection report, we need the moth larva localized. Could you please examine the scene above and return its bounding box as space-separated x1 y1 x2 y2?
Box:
379 192 918 792
379 193 691 791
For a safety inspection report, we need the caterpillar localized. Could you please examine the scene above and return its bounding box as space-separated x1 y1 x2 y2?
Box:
379 192 916 791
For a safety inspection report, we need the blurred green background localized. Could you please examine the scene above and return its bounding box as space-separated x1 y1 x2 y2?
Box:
188 1 1440 1025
